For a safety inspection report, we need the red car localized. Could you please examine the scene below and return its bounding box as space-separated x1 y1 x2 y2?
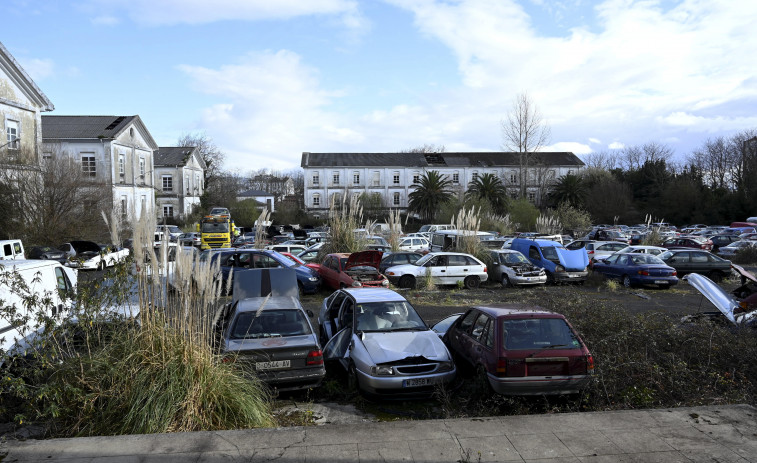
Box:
662 236 713 252
307 251 389 290
435 305 594 395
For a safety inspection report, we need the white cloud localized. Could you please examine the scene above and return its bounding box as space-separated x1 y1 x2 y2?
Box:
18 58 54 81
544 141 592 154
608 142 624 150
589 138 601 144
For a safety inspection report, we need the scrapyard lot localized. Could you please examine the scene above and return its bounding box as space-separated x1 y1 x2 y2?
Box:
291 271 757 420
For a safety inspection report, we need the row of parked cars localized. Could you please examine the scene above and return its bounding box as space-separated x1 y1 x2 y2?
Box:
214 268 595 398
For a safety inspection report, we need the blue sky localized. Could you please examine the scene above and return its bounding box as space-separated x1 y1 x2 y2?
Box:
5 0 757 171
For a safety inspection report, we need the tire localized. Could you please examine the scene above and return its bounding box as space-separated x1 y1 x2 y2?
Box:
399 275 416 289
707 271 723 283
464 275 480 290
622 275 632 288
501 275 512 288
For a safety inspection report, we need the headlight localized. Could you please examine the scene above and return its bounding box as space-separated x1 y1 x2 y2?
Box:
381 279 389 286
351 281 362 287
555 265 565 272
308 276 319 282
371 365 394 376
437 361 454 372
583 266 588 272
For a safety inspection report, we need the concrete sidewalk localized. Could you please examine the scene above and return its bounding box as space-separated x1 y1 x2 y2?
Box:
2 404 756 462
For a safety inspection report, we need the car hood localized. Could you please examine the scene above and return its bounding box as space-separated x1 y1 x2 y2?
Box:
360 330 450 364
732 264 757 285
555 247 589 270
684 273 750 325
346 251 383 270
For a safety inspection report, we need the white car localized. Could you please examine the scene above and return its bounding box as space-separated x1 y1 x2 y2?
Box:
717 240 757 257
384 252 488 289
62 241 130 270
588 241 629 264
397 237 430 252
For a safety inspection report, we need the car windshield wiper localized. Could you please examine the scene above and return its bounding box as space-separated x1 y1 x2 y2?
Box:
528 344 568 357
388 326 425 332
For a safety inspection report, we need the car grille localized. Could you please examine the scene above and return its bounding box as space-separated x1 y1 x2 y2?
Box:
395 364 437 374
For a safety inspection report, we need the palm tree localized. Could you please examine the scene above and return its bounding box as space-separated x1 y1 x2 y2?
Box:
408 171 454 222
549 174 587 208
465 173 509 215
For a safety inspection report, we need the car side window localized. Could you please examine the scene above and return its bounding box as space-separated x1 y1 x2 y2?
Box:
605 255 618 264
529 246 540 260
691 252 708 263
457 310 478 333
483 318 495 348
470 314 489 341
671 252 690 263
448 255 466 266
464 256 479 266
616 255 629 266
339 298 355 328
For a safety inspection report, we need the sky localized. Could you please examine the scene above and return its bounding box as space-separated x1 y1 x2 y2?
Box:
4 0 757 172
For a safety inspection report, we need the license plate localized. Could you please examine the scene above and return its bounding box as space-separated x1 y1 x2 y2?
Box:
567 274 578 278
255 360 290 370
403 378 431 388
654 280 668 284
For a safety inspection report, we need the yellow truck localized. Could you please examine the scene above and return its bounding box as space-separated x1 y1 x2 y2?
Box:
199 214 236 250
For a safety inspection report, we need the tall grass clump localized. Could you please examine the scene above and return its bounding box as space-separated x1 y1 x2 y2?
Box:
535 214 562 235
451 207 489 263
481 212 514 236
320 194 371 257
3 206 274 437
254 209 271 249
387 208 402 252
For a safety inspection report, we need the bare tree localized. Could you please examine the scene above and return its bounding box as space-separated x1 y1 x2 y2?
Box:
501 92 551 199
583 150 618 171
177 132 225 190
621 142 674 171
400 144 446 153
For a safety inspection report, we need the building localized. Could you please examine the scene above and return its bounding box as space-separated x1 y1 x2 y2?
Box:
236 189 275 212
0 41 54 168
301 151 585 216
42 115 158 220
154 146 205 220
245 174 295 201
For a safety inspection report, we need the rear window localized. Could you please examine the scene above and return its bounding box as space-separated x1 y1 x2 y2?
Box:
231 309 311 339
503 318 580 350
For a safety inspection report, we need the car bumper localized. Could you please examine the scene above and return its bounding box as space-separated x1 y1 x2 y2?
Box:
553 271 588 282
509 274 547 285
66 260 99 270
300 278 321 294
251 366 326 392
634 276 679 286
488 373 593 395
356 368 456 397
386 275 402 286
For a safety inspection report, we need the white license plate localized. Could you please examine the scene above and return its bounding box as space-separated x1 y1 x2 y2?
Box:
654 280 668 284
403 378 432 388
255 360 290 370
567 274 578 278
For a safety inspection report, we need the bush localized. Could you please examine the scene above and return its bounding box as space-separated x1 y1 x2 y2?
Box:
731 245 757 265
509 199 540 231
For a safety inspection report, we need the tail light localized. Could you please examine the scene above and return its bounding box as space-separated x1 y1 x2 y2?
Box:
586 354 595 375
672 270 677 276
306 349 323 366
483 266 487 273
222 355 235 364
637 270 650 276
495 358 507 377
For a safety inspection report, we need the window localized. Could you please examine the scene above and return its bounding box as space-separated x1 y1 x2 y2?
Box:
195 174 201 193
393 192 400 206
81 155 96 177
313 173 320 185
413 172 420 184
509 172 517 184
332 172 340 185
527 191 536 203
393 172 400 184
141 195 146 213
120 196 128 218
372 171 380 186
185 175 190 194
162 175 173 192
163 205 174 217
331 193 341 206
312 194 320 206
472 172 478 181
139 158 145 180
5 120 19 149
118 154 125 176
568 169 575 175
452 172 459 184
353 172 360 184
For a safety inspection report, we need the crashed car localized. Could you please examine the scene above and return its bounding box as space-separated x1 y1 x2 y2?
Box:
682 273 757 329
213 268 325 392
489 250 547 287
319 288 456 398
307 251 388 291
61 241 130 270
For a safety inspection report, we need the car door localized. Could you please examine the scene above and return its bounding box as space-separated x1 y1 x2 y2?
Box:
598 254 620 278
447 309 479 364
422 255 449 284
668 251 691 274
689 251 711 274
466 312 493 369
323 291 347 339
445 255 470 283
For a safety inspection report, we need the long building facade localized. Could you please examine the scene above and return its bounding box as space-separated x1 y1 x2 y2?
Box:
301 151 585 217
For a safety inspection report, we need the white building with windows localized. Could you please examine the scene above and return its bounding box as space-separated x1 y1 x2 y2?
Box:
300 151 585 216
42 115 158 219
154 146 205 220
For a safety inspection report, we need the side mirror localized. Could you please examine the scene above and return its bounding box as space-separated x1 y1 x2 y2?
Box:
306 309 314 318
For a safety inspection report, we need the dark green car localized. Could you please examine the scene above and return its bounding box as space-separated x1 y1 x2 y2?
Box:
658 250 732 282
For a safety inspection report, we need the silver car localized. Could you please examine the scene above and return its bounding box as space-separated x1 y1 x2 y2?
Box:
489 250 547 287
319 288 456 398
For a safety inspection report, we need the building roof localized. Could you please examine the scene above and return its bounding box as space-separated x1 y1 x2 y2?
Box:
0 41 54 111
238 189 273 197
155 146 201 167
301 152 584 168
41 115 159 149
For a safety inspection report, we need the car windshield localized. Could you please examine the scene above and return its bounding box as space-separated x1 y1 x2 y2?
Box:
414 254 435 266
230 309 311 339
503 318 579 350
658 251 674 261
355 301 427 332
629 254 665 265
500 252 529 265
540 246 561 261
368 237 388 245
201 222 229 233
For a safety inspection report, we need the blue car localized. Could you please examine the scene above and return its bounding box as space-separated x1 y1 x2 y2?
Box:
211 249 321 294
592 253 678 288
510 238 589 283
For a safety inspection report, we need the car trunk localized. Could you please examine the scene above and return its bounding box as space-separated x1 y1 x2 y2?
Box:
225 336 321 375
504 349 589 377
643 265 676 277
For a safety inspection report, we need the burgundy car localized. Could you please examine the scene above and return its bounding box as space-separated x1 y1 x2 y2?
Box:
662 236 713 252
436 305 594 395
307 250 389 290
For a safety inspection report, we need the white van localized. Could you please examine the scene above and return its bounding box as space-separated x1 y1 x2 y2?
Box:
418 224 455 234
0 239 25 260
1 260 77 357
430 230 494 252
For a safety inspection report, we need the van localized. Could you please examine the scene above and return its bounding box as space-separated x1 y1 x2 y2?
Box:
419 224 455 234
1 260 77 357
0 239 25 260
430 230 494 252
510 238 589 283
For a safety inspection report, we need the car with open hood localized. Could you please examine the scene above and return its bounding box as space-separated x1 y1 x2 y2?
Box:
61 241 130 270
307 251 388 290
682 273 757 330
319 287 456 398
434 305 594 395
488 250 547 287
212 268 325 392
510 238 589 283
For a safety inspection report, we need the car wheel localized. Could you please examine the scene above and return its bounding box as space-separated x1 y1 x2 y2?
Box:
707 271 723 283
501 275 512 288
399 275 416 289
622 275 632 288
464 275 480 290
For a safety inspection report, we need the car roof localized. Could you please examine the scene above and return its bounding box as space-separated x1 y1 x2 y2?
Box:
235 296 303 313
471 304 564 318
341 287 408 303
